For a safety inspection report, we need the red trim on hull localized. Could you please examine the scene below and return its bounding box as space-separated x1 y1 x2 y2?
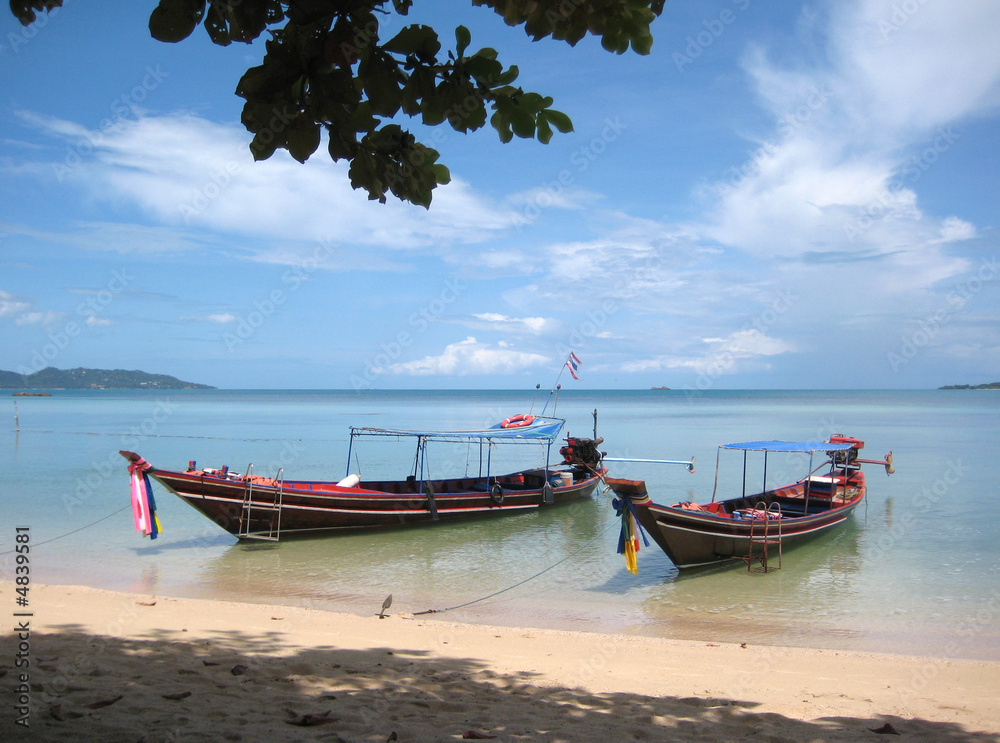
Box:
151 469 602 538
609 472 867 569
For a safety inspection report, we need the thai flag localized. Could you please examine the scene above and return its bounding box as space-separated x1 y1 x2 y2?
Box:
566 352 581 380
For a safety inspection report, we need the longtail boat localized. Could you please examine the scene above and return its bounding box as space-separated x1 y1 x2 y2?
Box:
121 415 606 541
607 435 893 572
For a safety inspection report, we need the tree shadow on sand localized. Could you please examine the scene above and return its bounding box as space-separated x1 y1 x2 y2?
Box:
1 628 996 743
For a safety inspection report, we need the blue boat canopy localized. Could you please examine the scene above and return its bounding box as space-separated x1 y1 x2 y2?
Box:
721 440 854 453
350 416 566 444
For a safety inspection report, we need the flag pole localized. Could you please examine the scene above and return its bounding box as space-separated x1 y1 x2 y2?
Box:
528 383 541 414
542 351 573 415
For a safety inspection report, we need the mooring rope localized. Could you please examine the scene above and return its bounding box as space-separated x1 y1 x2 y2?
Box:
0 505 131 555
414 493 617 616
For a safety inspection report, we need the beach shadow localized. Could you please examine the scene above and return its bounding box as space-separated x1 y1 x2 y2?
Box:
2 628 996 743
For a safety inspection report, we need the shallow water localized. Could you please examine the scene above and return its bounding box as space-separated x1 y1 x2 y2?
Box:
2 388 998 659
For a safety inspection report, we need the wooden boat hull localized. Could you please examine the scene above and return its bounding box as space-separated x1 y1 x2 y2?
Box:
608 476 865 569
147 466 602 538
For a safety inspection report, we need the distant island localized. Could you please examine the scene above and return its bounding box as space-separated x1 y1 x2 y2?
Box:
651 386 672 390
0 367 215 390
939 382 1000 390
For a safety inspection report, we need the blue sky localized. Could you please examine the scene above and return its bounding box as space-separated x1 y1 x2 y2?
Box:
2 1 999 390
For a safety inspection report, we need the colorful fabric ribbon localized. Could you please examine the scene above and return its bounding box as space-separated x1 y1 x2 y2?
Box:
128 455 161 539
613 496 649 574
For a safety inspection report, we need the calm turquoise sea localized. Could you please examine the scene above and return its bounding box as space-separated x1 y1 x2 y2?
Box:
2 389 998 659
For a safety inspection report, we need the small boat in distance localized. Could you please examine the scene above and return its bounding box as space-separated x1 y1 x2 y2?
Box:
607 435 894 572
121 415 606 541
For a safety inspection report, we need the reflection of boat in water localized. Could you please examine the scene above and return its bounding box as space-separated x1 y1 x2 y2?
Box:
121 414 606 541
181 495 610 617
608 435 893 572
629 519 869 650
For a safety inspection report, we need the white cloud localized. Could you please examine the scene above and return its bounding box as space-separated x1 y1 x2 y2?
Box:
15 310 65 328
469 313 555 334
19 112 520 254
0 291 67 329
176 314 239 324
622 329 795 376
704 0 1000 264
0 290 31 318
380 337 549 376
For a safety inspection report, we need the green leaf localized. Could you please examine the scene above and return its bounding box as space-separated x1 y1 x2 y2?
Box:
496 64 519 85
383 25 440 59
490 110 513 144
473 47 498 61
286 117 321 163
148 0 206 44
361 52 403 117
508 106 535 139
465 54 503 85
455 25 471 57
420 87 449 126
536 115 553 144
204 3 231 46
327 128 356 161
431 163 451 185
631 32 653 55
543 108 573 133
249 130 280 161
10 1 64 27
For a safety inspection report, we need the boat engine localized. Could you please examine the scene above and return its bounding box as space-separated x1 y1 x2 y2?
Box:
827 434 863 465
560 436 606 469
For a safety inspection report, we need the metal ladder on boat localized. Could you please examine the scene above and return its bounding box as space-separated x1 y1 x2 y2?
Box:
237 464 284 541
743 501 782 573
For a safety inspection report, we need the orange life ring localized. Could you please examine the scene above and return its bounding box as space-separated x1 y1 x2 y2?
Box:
501 414 535 429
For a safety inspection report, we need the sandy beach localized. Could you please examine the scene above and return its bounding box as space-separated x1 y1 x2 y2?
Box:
2 582 998 742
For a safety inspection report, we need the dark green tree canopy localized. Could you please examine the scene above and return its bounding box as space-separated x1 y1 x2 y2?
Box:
11 0 663 207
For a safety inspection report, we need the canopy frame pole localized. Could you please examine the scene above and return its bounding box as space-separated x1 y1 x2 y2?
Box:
804 450 813 514
345 429 356 479
487 440 494 485
418 436 426 489
711 447 722 503
742 450 748 498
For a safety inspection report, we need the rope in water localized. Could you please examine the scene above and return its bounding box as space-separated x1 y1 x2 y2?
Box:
0 505 131 555
414 494 617 615
4 460 620 614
